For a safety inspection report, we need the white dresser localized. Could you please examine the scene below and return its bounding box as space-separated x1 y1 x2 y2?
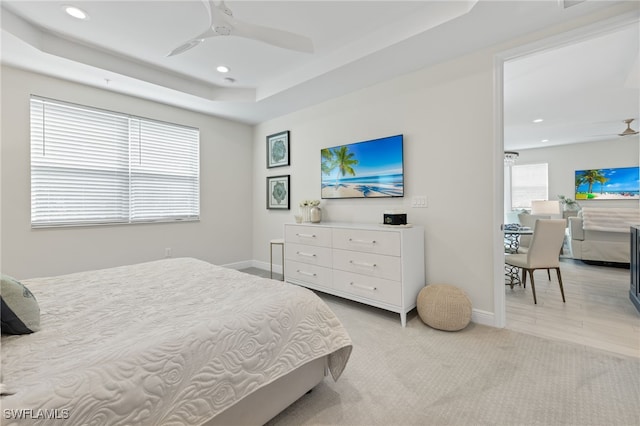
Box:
284 222 425 326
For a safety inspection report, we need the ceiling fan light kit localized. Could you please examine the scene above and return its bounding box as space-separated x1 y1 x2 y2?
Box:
167 0 314 57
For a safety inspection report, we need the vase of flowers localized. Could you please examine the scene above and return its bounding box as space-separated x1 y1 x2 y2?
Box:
299 199 321 223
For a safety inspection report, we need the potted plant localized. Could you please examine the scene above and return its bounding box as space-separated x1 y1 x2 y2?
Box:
558 195 580 211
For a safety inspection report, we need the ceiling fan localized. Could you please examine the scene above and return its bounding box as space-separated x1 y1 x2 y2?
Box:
167 0 314 57
582 118 639 140
619 118 639 136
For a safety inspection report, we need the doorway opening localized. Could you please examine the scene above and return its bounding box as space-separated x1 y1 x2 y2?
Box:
494 14 639 357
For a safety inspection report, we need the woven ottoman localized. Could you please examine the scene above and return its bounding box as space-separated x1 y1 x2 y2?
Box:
417 284 472 331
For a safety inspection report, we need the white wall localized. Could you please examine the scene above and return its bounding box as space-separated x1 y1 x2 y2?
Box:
516 138 640 209
254 50 497 315
1 66 254 279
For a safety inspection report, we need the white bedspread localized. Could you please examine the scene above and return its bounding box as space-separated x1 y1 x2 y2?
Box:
1 258 352 425
581 207 640 232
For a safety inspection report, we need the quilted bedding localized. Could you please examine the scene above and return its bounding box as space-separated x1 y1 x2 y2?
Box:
1 258 352 425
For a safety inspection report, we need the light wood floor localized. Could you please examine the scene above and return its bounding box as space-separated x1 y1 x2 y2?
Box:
505 258 640 358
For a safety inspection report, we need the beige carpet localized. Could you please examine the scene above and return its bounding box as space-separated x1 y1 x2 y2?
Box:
266 293 640 426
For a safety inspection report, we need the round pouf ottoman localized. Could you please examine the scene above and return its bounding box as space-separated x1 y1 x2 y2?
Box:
417 284 472 331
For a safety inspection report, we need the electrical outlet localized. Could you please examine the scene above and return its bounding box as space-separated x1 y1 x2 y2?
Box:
165 248 172 258
411 196 428 208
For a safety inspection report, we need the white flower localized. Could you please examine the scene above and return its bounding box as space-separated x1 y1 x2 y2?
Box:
299 199 320 207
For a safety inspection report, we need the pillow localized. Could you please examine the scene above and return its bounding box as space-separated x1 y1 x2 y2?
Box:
1 274 40 334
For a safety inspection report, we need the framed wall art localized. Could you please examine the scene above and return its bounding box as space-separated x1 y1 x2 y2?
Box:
575 166 639 200
321 134 404 199
267 175 290 210
267 130 290 168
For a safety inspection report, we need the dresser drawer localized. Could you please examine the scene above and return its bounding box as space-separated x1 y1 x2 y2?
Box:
285 225 332 247
332 249 401 281
333 270 401 306
286 243 332 267
332 228 400 256
286 260 333 288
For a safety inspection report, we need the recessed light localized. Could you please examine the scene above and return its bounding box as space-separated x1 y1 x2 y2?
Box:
216 65 230 73
63 5 89 20
541 139 549 143
532 118 544 123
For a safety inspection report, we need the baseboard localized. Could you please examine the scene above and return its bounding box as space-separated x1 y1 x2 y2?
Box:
222 260 283 275
471 308 496 327
252 260 282 274
221 260 255 270
581 259 630 269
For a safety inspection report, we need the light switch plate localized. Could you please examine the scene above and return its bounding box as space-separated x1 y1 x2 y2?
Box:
411 196 427 208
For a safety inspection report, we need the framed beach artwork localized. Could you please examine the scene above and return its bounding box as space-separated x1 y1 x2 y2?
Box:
575 166 640 200
321 134 404 199
267 175 290 209
267 131 290 168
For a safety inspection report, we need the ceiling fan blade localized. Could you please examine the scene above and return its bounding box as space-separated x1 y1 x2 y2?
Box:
167 39 204 57
166 28 218 57
230 18 314 53
619 128 639 136
166 1 217 57
167 1 313 56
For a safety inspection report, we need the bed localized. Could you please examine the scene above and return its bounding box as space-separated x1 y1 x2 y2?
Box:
1 257 352 425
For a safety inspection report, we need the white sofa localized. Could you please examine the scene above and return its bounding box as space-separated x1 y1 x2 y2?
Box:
568 207 640 264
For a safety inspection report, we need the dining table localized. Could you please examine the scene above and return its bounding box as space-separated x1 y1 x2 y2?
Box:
504 226 533 288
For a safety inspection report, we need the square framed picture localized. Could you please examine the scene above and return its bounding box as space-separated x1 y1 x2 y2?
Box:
267 131 290 168
267 175 290 210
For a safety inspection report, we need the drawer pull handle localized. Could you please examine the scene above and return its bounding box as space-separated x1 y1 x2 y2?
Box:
296 233 317 238
297 251 317 258
348 238 376 245
297 270 317 277
349 260 377 268
350 282 377 291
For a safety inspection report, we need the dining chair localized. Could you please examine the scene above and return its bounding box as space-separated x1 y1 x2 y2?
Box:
516 213 550 254
516 216 553 280
505 219 567 304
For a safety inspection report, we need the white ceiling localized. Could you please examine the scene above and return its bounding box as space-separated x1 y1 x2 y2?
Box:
505 20 639 150
1 0 639 150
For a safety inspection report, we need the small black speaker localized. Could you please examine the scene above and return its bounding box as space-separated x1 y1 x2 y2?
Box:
383 213 407 225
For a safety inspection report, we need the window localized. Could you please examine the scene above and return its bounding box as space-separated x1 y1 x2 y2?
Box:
30 96 199 227
510 163 548 210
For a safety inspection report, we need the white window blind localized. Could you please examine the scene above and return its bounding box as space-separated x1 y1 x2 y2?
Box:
31 96 199 227
511 163 548 210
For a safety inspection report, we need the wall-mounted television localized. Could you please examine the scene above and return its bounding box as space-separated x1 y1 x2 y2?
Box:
321 134 403 199
575 166 639 200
